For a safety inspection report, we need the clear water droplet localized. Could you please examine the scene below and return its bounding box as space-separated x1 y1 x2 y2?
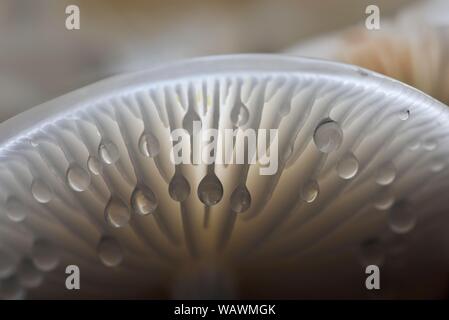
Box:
0 251 16 279
375 162 396 186
313 120 343 153
374 192 394 210
87 156 101 175
31 179 53 204
398 109 410 121
17 259 43 288
97 236 123 267
300 179 319 203
198 173 224 206
66 164 91 192
231 103 249 126
131 186 158 215
99 140 120 164
388 201 416 234
138 132 160 157
31 239 59 272
359 238 384 266
5 197 27 222
105 197 130 228
423 138 438 151
168 173 191 202
336 153 359 180
0 276 26 300
230 184 251 213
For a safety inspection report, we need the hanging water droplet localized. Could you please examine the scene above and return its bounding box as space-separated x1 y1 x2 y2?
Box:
300 179 319 203
198 172 224 206
230 184 251 213
313 119 343 153
0 251 16 279
138 132 160 157
0 276 26 300
31 179 53 204
374 192 394 210
398 109 410 121
375 162 396 186
97 236 123 267
5 197 27 222
99 140 120 164
423 138 438 151
105 197 130 228
359 238 385 266
66 164 91 192
230 103 249 126
87 156 101 175
17 259 43 288
31 239 59 272
388 201 416 234
131 186 158 215
336 153 359 180
168 173 191 202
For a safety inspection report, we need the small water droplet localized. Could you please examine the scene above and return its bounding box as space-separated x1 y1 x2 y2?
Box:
99 140 120 164
374 192 394 210
31 239 59 272
336 153 359 180
17 259 43 288
168 173 191 202
5 197 27 222
97 236 123 267
230 184 251 213
423 138 438 151
31 179 53 204
198 173 224 206
313 119 343 153
231 103 250 127
105 197 130 228
300 179 319 203
138 132 160 157
66 164 91 192
388 201 416 234
398 109 410 121
87 156 101 175
131 186 158 215
0 251 16 279
359 238 384 266
375 162 396 186
0 276 26 300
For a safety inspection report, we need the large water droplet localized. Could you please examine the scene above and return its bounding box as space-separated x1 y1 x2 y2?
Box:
138 132 160 157
31 179 53 204
313 120 343 153
423 138 438 151
388 201 416 234
231 103 250 127
300 179 319 203
0 251 16 279
97 236 123 267
169 173 191 202
375 162 396 186
5 197 27 222
374 192 394 210
359 238 385 266
31 239 59 272
0 276 25 300
99 140 120 164
131 186 158 215
230 184 251 213
87 156 101 175
198 173 224 206
66 164 91 192
105 197 130 228
336 153 359 180
17 259 43 288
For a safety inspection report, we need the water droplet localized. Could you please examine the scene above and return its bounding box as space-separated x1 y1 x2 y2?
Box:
0 251 16 279
374 192 394 210
198 173 224 206
168 173 191 202
131 186 158 215
31 239 59 272
99 140 120 164
230 184 251 213
313 120 343 153
388 201 416 234
375 162 396 186
5 197 27 222
97 236 123 267
359 238 384 266
300 180 319 203
17 259 43 288
87 156 101 175
138 132 160 157
423 138 438 151
105 197 130 228
66 164 91 192
31 179 53 204
0 276 26 300
430 158 445 172
408 141 420 151
336 153 359 180
398 109 410 121
231 103 250 126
